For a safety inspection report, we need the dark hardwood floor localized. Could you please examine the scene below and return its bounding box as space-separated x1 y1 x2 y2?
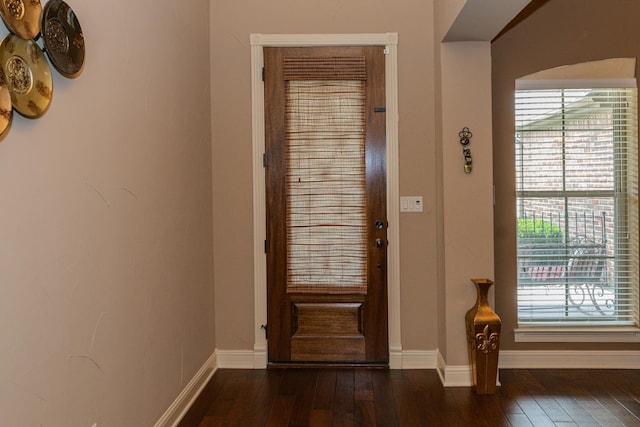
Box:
178 368 640 426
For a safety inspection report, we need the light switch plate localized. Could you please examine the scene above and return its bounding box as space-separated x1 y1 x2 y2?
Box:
400 196 423 212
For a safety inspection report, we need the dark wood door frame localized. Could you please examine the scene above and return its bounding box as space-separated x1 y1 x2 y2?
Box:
264 46 388 366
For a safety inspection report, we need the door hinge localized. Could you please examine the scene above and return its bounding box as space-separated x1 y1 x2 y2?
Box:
263 152 267 168
374 107 386 113
261 324 268 339
384 47 390 55
264 239 267 253
262 67 265 82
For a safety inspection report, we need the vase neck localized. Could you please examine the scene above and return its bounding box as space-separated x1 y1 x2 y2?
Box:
475 282 492 305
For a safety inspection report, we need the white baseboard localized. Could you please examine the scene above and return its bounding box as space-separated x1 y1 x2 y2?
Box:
253 346 268 369
442 365 474 387
399 350 439 369
154 352 217 427
499 350 640 369
389 346 403 369
216 349 261 368
436 351 473 387
433 350 640 388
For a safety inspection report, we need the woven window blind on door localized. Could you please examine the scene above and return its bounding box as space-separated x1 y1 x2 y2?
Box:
284 56 368 291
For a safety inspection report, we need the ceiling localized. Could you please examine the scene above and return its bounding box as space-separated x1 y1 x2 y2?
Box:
443 0 537 42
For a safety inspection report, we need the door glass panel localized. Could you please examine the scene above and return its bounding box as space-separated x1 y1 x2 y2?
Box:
285 79 367 290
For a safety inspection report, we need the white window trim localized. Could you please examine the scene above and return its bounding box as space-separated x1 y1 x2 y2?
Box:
514 58 639 341
249 33 402 368
516 78 637 90
515 327 640 343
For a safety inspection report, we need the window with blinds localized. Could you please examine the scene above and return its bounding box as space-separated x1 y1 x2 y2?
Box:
284 56 368 290
515 84 639 326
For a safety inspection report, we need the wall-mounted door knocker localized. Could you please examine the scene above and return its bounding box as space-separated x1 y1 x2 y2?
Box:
459 127 473 173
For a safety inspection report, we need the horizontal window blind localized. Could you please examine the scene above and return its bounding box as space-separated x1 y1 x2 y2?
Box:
515 87 639 325
283 56 366 81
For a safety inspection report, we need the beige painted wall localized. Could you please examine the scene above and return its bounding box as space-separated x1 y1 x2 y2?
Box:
435 0 466 41
211 0 440 352
0 0 215 425
440 41 495 366
493 0 640 351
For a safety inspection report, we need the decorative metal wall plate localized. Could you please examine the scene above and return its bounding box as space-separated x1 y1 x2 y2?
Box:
0 68 12 139
42 0 84 78
0 34 52 118
0 0 42 40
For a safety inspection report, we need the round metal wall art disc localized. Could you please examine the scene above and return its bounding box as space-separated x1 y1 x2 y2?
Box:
42 0 84 78
0 0 42 40
0 34 52 119
0 68 13 140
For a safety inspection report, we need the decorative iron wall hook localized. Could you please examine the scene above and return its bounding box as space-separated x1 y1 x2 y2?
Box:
459 127 473 173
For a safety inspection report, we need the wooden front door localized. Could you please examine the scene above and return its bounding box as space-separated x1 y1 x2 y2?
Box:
264 46 388 365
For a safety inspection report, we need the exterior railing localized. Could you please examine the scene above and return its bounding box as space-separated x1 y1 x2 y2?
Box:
517 211 613 316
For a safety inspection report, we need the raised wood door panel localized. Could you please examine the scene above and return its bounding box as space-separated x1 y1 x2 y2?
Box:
264 46 388 365
291 300 365 361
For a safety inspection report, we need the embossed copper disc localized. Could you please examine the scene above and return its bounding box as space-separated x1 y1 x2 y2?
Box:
0 67 13 140
42 0 84 78
0 0 42 40
0 34 52 119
